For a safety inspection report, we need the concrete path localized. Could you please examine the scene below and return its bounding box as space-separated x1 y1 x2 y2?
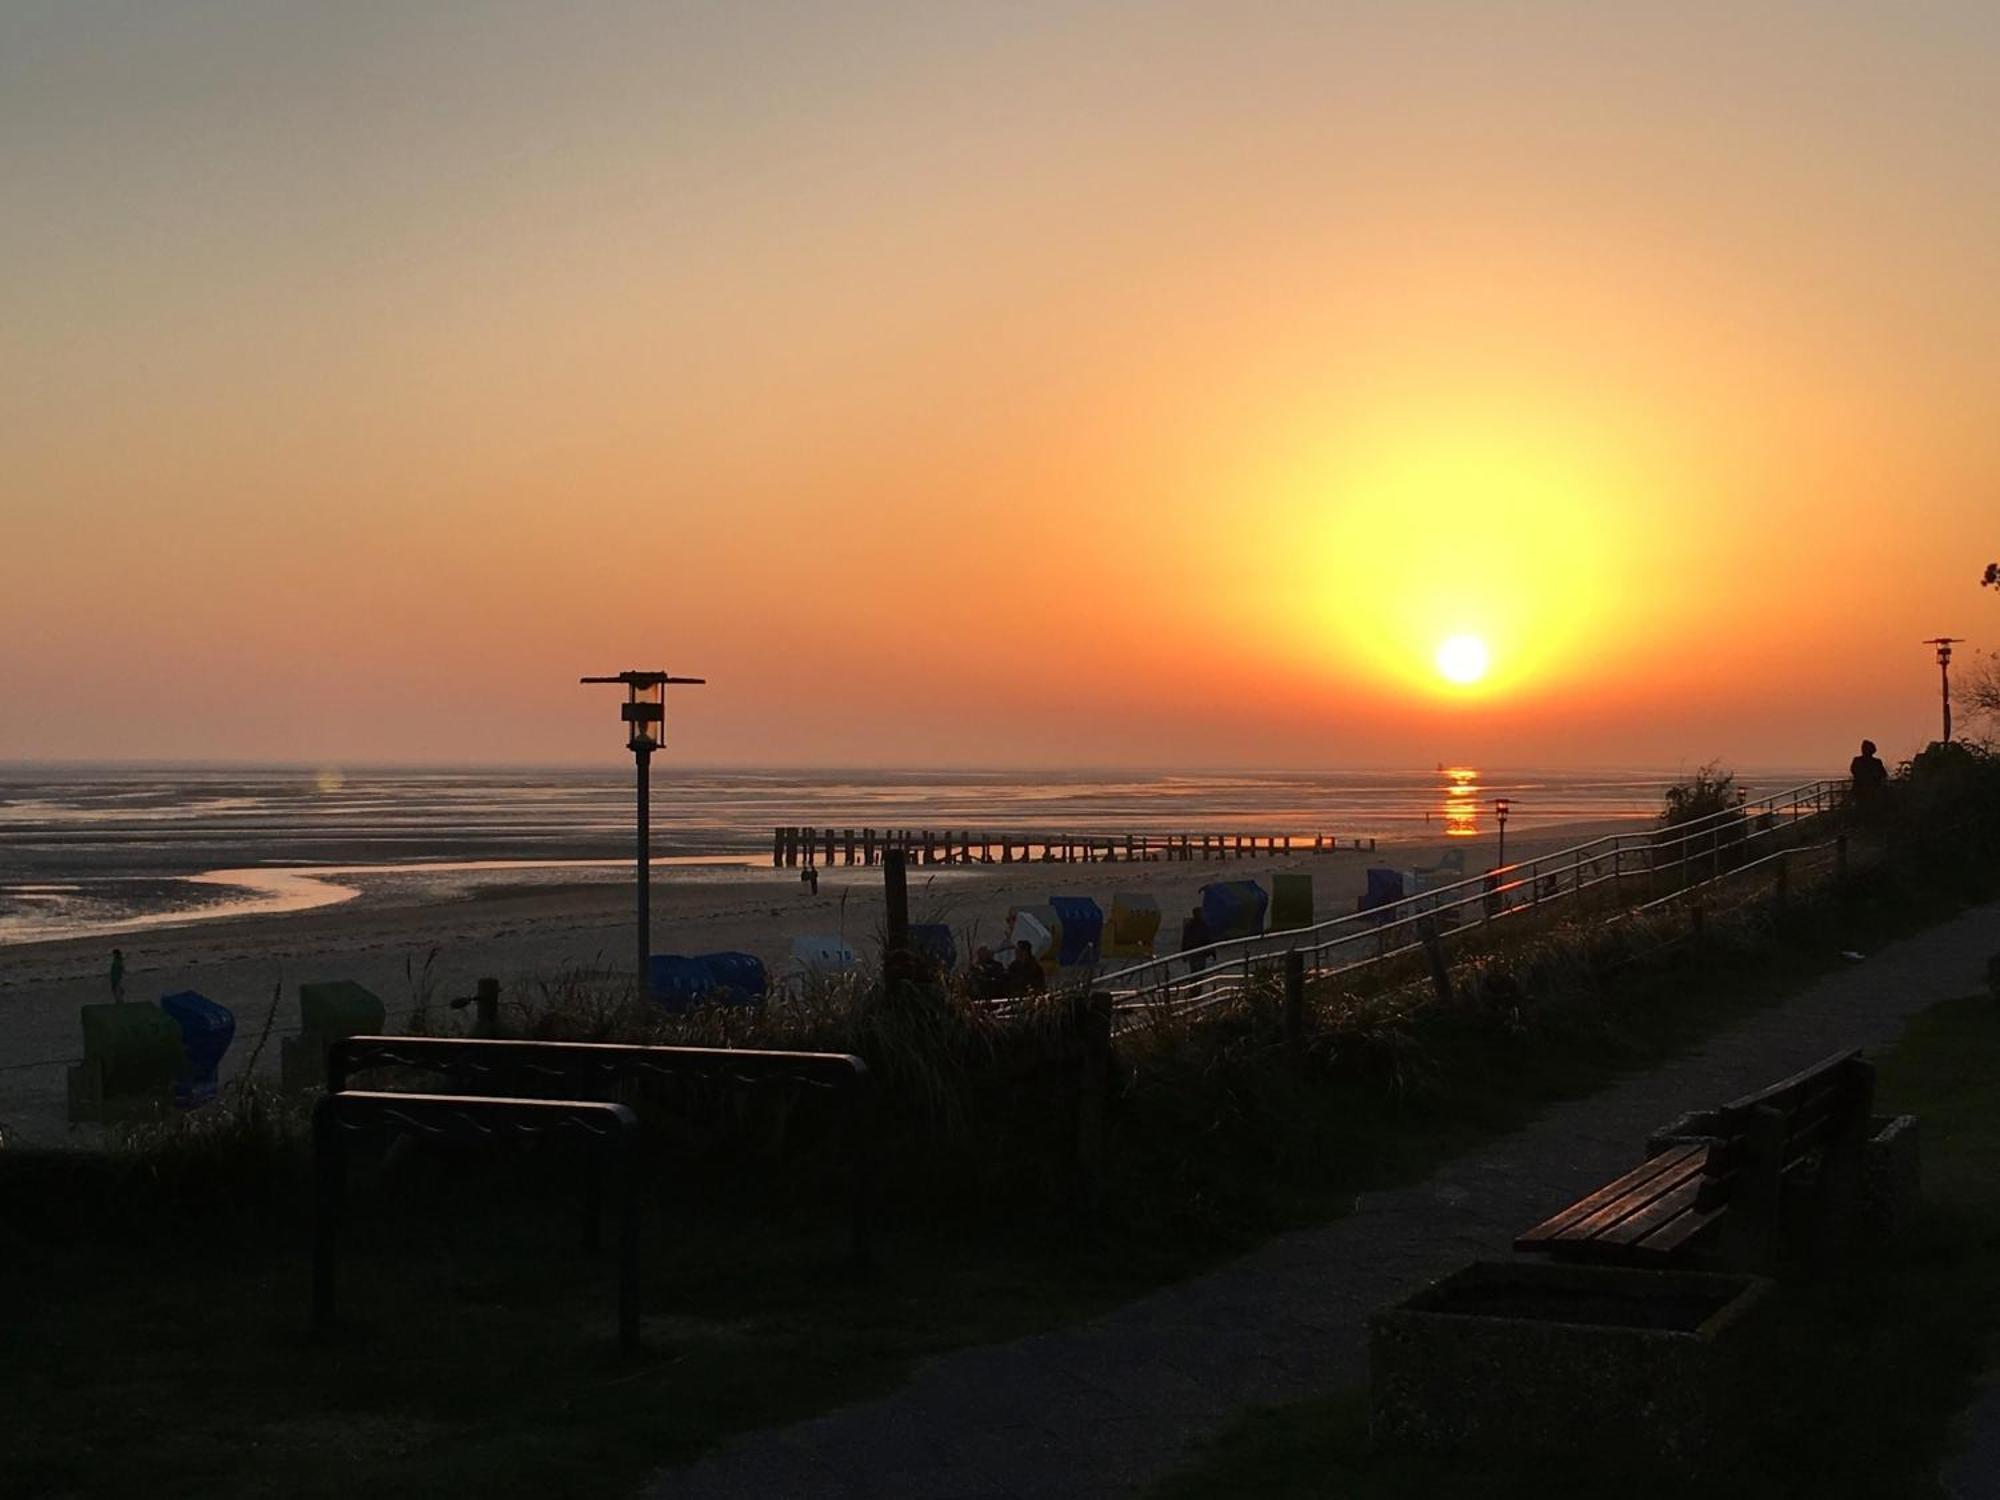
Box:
643 899 2000 1500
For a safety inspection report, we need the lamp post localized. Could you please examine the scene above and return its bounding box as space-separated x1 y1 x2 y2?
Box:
1493 797 1512 873
1922 638 1963 743
581 669 705 992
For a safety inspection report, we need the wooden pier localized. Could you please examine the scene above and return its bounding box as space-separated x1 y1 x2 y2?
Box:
770 827 1378 869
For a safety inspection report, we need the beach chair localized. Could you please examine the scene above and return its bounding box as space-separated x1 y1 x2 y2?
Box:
1270 873 1314 931
1048 897 1104 966
1358 867 1405 922
1006 905 1063 965
159 990 235 1107
648 952 769 1013
284 981 386 1093
791 935 857 975
1199 880 1268 941
909 923 957 971
1105 893 1161 960
67 1003 183 1124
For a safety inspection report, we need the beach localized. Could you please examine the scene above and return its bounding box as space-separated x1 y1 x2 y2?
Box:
0 818 1635 1147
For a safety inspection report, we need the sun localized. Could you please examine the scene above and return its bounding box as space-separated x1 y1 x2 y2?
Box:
1435 634 1490 685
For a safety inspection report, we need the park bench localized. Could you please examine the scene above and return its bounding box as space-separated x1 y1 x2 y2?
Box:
327 1035 875 1267
1514 1049 1876 1270
312 1090 642 1353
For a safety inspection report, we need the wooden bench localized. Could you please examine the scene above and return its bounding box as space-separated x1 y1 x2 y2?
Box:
312 1090 642 1353
1515 1049 1876 1269
328 1036 876 1268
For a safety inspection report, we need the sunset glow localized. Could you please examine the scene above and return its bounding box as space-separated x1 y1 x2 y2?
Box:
2 5 1995 768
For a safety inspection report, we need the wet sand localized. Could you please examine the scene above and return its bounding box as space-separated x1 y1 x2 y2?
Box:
0 820 1633 1146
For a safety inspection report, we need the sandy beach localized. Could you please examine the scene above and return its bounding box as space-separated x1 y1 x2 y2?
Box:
0 819 1636 1147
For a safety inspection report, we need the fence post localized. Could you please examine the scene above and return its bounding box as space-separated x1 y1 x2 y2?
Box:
1073 992 1113 1212
310 1100 343 1337
883 849 911 988
615 1132 640 1357
1283 950 1304 1047
472 977 499 1039
1416 917 1454 1007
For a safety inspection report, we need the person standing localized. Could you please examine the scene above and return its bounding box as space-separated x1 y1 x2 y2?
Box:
1850 739 1888 805
108 947 126 1004
1181 904 1211 974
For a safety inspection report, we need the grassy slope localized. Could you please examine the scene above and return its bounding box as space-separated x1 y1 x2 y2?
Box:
1151 988 2000 1500
1 869 1986 1500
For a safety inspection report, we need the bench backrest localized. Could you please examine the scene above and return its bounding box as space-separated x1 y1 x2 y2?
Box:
1709 1049 1874 1172
328 1035 868 1101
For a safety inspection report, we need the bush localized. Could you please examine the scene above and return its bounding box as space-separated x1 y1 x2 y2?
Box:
1659 761 1741 828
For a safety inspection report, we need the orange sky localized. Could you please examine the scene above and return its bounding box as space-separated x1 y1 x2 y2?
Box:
3 4 1996 769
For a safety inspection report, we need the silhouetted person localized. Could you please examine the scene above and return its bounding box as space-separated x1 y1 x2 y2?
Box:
108 947 125 1004
800 866 819 895
1181 904 1211 974
1007 939 1046 996
969 945 1005 1000
1850 739 1888 805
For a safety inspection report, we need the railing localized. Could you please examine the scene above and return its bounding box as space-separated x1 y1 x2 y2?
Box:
329 1035 875 1268
1095 777 1850 1018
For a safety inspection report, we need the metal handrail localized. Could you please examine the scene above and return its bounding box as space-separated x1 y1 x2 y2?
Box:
1096 777 1849 1014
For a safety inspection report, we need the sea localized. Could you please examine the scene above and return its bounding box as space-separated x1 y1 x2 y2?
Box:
0 764 1820 946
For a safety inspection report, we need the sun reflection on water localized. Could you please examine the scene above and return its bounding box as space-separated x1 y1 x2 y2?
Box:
1440 766 1481 837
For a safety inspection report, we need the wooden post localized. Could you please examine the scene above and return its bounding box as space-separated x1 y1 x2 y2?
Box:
1415 919 1453 1007
311 1102 343 1338
825 828 836 867
802 826 816 867
1283 950 1304 1047
1072 992 1113 1214
773 828 785 868
844 829 856 866
614 1135 640 1357
884 849 911 987
472 977 500 1039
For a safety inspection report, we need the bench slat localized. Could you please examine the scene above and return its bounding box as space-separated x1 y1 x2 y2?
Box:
1598 1175 1706 1247
1547 1147 1714 1245
1514 1142 1709 1249
1631 1201 1724 1257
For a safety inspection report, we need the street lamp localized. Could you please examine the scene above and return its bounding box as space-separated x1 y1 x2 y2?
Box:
1922 638 1963 743
1493 797 1512 872
581 669 705 991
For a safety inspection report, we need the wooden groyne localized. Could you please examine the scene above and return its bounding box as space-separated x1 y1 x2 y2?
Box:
771 828 1378 868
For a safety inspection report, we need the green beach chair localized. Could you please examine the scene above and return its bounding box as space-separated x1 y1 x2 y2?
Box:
282 980 386 1093
67 1002 183 1124
1270 872 1315 931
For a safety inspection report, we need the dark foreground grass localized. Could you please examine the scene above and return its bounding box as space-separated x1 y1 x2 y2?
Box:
2 857 1991 1500
1151 989 2000 1500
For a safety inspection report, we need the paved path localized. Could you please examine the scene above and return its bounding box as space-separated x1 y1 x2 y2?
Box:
643 900 2000 1499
